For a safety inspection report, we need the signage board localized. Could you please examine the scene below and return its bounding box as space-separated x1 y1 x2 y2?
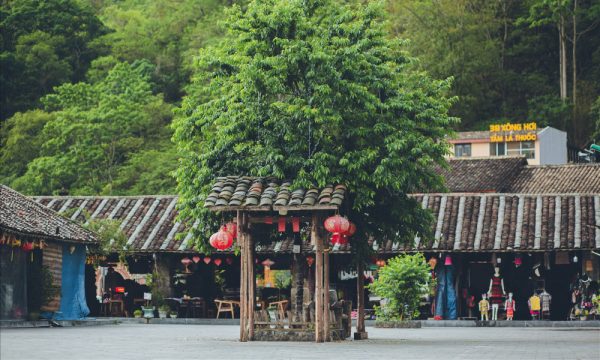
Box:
489 122 537 142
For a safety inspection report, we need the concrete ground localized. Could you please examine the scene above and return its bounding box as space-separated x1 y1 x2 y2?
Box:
1 325 599 360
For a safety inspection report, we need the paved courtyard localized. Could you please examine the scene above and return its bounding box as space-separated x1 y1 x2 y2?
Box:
1 325 599 360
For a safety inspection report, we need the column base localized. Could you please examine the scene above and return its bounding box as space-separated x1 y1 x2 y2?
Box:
353 331 368 340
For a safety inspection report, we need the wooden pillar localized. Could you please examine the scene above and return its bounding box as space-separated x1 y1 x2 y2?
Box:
247 216 255 340
354 261 368 340
238 211 247 342
323 247 330 341
313 213 324 342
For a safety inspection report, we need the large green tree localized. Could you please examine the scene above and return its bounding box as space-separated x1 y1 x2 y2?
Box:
173 0 458 253
10 61 173 195
0 0 108 119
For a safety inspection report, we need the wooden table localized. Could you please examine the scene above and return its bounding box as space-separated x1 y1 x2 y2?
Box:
214 299 240 318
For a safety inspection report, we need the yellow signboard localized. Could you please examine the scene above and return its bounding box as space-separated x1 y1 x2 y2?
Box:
489 122 537 142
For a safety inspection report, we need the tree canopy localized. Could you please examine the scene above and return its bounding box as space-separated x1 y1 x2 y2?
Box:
173 0 458 252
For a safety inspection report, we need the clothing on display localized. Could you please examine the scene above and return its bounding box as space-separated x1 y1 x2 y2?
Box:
504 297 515 320
479 295 490 321
529 294 541 319
540 290 552 312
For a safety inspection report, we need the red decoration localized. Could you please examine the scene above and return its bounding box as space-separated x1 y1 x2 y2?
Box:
330 233 341 245
376 259 386 267
226 257 233 265
115 287 125 293
306 256 314 266
181 257 192 273
192 255 201 264
345 222 356 237
222 222 237 239
209 229 234 250
203 256 211 264
278 217 286 232
292 217 300 233
214 258 222 266
324 215 350 234
264 216 273 225
262 258 275 267
21 242 34 252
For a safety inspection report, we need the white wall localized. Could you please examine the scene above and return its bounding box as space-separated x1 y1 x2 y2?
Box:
538 127 567 165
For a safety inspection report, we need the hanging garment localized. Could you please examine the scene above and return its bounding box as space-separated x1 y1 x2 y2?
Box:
505 299 515 318
435 265 457 320
540 292 552 312
528 295 541 311
435 265 446 319
490 276 504 305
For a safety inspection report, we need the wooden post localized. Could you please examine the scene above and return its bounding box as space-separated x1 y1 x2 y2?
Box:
247 215 255 340
354 261 368 340
323 247 330 341
238 211 247 342
313 213 323 342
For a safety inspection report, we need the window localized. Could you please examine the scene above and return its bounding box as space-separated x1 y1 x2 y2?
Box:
454 143 471 157
490 142 506 156
492 141 535 159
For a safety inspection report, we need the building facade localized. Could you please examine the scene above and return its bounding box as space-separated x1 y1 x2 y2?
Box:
448 123 567 165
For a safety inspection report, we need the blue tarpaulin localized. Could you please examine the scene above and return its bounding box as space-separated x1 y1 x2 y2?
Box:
435 264 457 320
56 244 89 320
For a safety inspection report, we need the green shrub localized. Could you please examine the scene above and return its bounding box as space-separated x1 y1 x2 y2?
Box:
368 253 433 321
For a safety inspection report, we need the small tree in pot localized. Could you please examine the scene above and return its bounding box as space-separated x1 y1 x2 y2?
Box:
369 253 433 321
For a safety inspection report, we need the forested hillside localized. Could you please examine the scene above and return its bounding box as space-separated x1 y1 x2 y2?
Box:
1 0 599 196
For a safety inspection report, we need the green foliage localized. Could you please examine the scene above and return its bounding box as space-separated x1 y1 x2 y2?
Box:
174 0 457 253
368 253 432 321
0 0 108 119
9 61 173 195
0 110 54 184
85 217 130 264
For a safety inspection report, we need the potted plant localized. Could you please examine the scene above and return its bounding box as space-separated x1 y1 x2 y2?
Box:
170 310 178 319
133 309 143 318
158 304 169 319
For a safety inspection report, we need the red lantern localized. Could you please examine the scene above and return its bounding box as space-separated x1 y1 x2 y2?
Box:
330 233 341 245
21 242 34 252
192 255 201 264
306 256 314 266
181 257 192 273
222 222 237 239
261 258 275 268
203 256 211 264
214 258 222 266
324 215 350 234
345 222 356 237
209 229 234 250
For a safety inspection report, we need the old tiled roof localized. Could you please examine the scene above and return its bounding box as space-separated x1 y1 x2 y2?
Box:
436 157 527 193
326 193 600 253
34 193 599 253
506 164 600 194
203 177 346 211
1 185 97 244
33 195 187 252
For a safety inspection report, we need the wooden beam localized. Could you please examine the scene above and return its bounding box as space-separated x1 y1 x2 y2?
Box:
313 213 323 342
273 205 340 212
248 216 255 340
209 205 339 213
238 210 247 342
323 247 330 342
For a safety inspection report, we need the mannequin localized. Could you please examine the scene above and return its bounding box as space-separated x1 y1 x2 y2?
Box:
479 294 490 321
528 292 541 320
540 289 552 319
504 292 515 321
488 267 506 320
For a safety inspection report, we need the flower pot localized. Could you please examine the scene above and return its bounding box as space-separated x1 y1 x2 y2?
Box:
170 313 178 319
158 310 168 319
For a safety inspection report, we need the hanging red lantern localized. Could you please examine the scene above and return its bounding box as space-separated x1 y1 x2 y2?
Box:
192 255 201 264
21 242 34 252
203 256 211 264
278 217 286 232
345 222 356 237
324 215 350 234
222 222 237 239
338 234 349 245
330 233 341 245
181 257 192 273
225 257 233 265
261 258 275 268
214 258 223 266
292 217 300 233
209 229 234 250
306 256 314 266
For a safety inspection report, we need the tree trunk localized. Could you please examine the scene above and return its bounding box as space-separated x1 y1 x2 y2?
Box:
559 14 568 101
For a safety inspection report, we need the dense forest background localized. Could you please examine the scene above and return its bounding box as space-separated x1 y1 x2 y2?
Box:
1 0 599 196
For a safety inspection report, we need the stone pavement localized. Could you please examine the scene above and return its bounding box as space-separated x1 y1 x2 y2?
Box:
1 325 598 360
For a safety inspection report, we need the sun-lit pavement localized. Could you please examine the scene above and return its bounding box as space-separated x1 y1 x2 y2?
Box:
1 324 599 360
